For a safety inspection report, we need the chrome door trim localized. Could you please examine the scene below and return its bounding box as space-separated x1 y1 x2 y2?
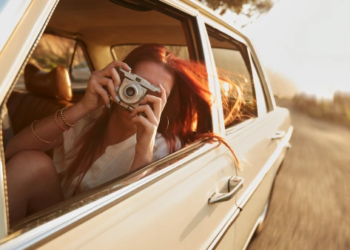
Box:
207 208 240 250
237 125 293 209
1 140 222 249
162 0 199 16
196 14 224 134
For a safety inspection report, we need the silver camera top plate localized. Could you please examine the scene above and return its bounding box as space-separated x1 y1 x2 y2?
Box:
119 68 161 93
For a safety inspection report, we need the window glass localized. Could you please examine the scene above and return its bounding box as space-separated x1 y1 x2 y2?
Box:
29 34 75 70
15 34 76 90
14 34 91 91
71 44 90 90
206 25 257 128
113 45 189 61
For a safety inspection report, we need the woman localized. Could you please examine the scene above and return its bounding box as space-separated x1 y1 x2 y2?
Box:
5 44 240 225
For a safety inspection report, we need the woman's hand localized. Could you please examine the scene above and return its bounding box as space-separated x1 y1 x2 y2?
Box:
129 84 167 171
79 61 131 113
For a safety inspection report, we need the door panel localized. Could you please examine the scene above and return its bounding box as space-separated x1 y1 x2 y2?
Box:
233 108 291 249
38 144 239 250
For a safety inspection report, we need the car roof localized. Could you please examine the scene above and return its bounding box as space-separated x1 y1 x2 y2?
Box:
46 0 247 47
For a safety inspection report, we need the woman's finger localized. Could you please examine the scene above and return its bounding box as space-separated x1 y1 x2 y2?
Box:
91 75 116 101
139 95 162 121
130 105 158 125
109 67 121 90
93 81 110 107
159 83 167 110
131 115 156 132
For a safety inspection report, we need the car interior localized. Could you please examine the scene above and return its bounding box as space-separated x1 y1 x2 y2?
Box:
3 0 207 231
3 0 256 232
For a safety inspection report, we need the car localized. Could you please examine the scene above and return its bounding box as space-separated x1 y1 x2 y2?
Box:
0 0 293 249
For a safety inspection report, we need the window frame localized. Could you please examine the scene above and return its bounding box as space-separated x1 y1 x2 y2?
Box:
36 31 94 92
69 40 93 84
0 1 222 247
202 20 259 135
249 50 268 116
248 47 275 112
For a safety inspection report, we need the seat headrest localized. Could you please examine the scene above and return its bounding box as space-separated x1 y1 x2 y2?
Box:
24 64 73 101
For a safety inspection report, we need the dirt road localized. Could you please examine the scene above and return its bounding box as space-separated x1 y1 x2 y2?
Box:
247 99 350 250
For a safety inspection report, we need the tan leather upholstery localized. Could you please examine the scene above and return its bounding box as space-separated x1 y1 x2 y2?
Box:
24 64 72 101
7 64 73 134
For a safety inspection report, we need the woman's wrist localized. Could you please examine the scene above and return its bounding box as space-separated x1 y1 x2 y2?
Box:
130 150 153 172
64 102 92 122
53 102 91 131
74 101 94 117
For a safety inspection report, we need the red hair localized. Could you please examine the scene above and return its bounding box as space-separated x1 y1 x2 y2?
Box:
65 44 242 194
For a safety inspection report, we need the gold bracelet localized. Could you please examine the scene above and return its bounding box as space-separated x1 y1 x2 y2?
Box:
60 107 76 127
54 110 68 131
31 120 57 144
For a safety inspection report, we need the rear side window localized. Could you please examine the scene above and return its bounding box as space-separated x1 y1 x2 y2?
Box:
15 34 90 91
206 25 257 128
71 43 90 90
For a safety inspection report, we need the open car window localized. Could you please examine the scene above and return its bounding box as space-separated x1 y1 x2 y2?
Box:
3 0 209 237
205 25 258 128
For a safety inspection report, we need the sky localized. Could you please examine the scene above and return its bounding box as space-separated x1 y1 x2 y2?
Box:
221 0 350 99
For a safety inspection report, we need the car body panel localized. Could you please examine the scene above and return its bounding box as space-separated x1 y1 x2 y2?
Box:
34 144 238 250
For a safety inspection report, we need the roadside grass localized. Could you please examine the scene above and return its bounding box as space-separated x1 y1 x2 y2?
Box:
292 92 350 128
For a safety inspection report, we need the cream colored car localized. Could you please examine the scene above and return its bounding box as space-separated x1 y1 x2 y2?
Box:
0 0 293 249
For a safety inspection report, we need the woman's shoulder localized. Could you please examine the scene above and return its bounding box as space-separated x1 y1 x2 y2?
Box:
153 133 181 162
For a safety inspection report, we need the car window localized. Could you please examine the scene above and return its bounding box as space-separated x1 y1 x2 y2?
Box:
71 43 90 91
14 34 91 91
205 25 257 128
4 0 208 235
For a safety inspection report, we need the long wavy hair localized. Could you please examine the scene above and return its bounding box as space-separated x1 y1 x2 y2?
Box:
64 44 244 194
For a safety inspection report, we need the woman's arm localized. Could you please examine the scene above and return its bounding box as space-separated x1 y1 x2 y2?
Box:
5 60 131 160
5 102 90 160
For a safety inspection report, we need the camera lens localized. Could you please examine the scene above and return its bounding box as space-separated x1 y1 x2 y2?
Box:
126 87 136 97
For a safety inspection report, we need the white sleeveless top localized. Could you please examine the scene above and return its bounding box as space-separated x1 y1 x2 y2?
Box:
53 109 181 199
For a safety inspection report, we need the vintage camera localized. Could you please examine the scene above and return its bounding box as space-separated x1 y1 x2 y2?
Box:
114 68 161 111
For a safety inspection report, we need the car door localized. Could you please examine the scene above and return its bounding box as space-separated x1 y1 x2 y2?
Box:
232 47 293 250
0 1 242 249
202 20 293 249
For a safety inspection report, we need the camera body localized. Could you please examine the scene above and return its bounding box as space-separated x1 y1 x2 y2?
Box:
115 68 161 111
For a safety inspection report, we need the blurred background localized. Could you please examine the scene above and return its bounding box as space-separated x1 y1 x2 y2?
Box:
201 0 350 249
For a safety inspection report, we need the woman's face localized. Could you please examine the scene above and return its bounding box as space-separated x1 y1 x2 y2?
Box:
132 61 174 99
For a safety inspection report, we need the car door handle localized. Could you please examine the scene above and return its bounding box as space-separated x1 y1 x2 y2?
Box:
271 130 285 140
208 176 244 204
